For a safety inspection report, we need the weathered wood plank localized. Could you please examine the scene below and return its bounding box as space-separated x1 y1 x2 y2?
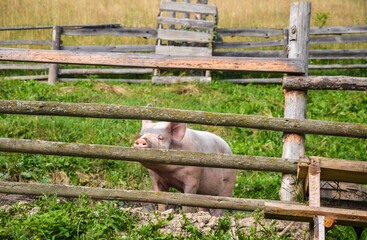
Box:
214 40 283 49
298 156 367 184
160 1 217 15
265 201 367 227
309 64 367 69
59 78 150 83
280 1 311 202
155 45 212 56
283 76 367 91
0 100 365 138
214 50 367 59
309 49 367 59
217 28 283 37
310 35 367 44
0 181 270 212
3 75 48 80
62 45 156 52
214 50 283 58
0 40 52 45
157 17 215 30
48 26 61 85
0 23 120 31
221 78 282 84
0 138 298 173
310 25 367 35
158 29 213 43
62 27 157 38
0 48 305 73
0 64 50 69
59 68 153 75
152 76 211 84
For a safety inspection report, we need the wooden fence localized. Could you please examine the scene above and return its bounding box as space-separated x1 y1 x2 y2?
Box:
0 23 366 84
0 2 367 239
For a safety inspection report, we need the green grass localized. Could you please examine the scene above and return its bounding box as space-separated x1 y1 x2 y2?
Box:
0 69 366 238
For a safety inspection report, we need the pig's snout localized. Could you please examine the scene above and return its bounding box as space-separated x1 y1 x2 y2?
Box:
134 138 149 148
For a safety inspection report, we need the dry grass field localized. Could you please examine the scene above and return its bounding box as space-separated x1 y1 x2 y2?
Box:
0 0 366 47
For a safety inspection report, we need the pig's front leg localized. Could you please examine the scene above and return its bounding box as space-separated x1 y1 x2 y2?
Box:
181 175 201 213
148 170 170 212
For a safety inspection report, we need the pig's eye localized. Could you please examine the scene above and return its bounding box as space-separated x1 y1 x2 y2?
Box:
158 135 164 141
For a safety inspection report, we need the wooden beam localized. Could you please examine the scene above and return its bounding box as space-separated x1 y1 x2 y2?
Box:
309 64 367 70
221 78 282 84
0 23 121 31
58 78 150 83
217 28 283 37
310 25 367 35
152 76 211 84
0 64 50 70
1 181 365 227
59 68 153 75
0 181 269 211
157 17 215 30
283 76 367 91
158 29 213 43
0 138 298 173
280 1 311 202
0 100 366 138
0 40 51 45
3 75 48 80
155 45 212 56
48 26 61 85
160 1 217 15
62 45 156 52
0 47 305 73
264 201 367 227
62 27 157 38
298 156 367 184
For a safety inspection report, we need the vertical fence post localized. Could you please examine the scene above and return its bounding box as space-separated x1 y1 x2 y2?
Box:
48 26 61 85
280 2 311 201
308 160 325 240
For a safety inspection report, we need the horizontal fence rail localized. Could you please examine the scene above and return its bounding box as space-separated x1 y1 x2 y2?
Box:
0 23 121 31
0 138 298 173
0 138 365 184
0 48 305 73
0 181 366 227
0 100 366 138
283 76 367 91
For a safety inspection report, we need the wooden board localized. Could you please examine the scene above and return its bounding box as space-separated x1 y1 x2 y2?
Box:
158 29 213 43
160 1 217 15
0 100 366 138
217 28 283 37
0 64 50 70
0 40 51 45
264 201 367 227
155 45 212 56
152 76 211 84
59 68 153 75
310 25 367 35
62 45 156 52
298 156 367 184
62 27 157 38
157 17 215 30
0 48 305 73
283 76 367 91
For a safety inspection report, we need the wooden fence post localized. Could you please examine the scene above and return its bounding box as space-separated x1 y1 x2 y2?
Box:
280 2 311 202
48 26 61 85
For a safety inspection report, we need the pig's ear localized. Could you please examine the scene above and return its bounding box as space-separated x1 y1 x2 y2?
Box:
142 120 152 129
170 123 186 142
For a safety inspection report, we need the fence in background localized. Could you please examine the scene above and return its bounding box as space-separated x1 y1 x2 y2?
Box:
0 22 366 84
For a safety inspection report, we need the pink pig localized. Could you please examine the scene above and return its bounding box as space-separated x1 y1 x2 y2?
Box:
134 119 236 216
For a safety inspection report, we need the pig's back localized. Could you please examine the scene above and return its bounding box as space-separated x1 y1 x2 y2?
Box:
185 129 232 154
